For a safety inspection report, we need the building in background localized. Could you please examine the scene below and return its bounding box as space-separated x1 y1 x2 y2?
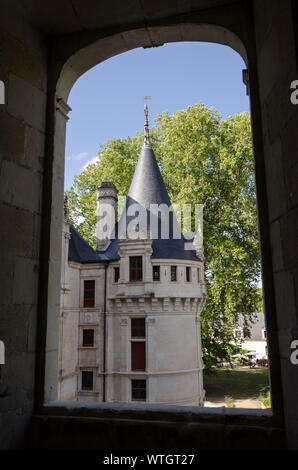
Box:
59 106 206 405
233 312 267 358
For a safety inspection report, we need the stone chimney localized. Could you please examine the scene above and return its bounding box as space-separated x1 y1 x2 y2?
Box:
96 182 118 251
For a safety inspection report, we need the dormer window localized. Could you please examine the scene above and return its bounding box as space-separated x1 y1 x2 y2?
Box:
153 265 160 281
129 256 143 282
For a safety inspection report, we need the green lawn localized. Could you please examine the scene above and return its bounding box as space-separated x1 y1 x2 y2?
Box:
203 367 270 402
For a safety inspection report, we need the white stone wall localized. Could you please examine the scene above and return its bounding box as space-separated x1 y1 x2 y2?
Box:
59 227 206 406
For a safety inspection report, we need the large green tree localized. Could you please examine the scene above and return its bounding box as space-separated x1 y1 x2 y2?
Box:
66 103 262 368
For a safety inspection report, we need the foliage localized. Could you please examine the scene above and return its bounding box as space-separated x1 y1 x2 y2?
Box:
65 103 262 368
225 396 236 408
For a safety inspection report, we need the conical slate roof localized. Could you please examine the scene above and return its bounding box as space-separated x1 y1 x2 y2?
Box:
126 141 171 209
116 105 200 261
68 105 201 263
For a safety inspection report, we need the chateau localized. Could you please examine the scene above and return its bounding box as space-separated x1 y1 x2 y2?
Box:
58 106 206 405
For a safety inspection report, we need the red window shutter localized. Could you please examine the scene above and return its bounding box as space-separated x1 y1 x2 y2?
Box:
131 341 146 371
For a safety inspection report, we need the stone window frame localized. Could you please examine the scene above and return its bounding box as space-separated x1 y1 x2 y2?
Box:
36 17 286 446
81 370 94 391
131 318 146 339
129 256 143 282
170 265 177 282
82 329 95 347
131 379 147 402
83 279 95 308
152 265 160 281
114 266 120 283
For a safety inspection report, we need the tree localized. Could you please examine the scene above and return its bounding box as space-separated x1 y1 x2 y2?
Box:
66 103 262 368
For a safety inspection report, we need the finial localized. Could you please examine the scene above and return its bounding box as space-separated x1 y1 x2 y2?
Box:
144 97 151 146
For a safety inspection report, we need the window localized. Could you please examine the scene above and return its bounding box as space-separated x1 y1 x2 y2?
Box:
81 371 93 390
131 318 145 338
263 329 267 339
171 265 177 282
197 268 201 282
82 329 94 347
114 266 120 283
153 265 160 281
129 256 142 282
131 379 146 401
186 267 191 282
131 342 146 371
83 280 95 307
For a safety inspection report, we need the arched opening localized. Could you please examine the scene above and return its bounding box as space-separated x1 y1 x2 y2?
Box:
37 22 282 423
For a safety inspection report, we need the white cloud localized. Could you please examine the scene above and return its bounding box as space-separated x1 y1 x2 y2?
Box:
74 151 88 160
83 155 100 170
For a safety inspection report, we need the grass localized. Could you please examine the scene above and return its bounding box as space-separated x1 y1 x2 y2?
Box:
204 367 270 404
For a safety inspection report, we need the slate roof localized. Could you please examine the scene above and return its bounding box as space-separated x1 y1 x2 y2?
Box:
68 108 201 264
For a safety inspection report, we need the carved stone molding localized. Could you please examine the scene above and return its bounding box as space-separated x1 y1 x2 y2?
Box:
163 297 169 312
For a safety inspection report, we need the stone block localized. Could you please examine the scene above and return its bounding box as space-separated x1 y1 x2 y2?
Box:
24 125 45 171
0 352 35 413
281 112 298 171
0 204 34 257
32 214 42 259
284 162 298 211
0 160 41 213
280 208 298 271
257 28 282 102
263 138 287 222
270 220 284 272
0 254 14 305
0 305 29 353
0 112 25 162
0 29 46 90
274 270 296 329
280 357 298 449
13 256 39 305
7 73 46 132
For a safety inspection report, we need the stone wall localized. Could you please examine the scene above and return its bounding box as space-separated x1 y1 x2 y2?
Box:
252 0 298 449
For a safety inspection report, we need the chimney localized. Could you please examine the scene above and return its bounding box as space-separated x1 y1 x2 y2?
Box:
96 182 118 251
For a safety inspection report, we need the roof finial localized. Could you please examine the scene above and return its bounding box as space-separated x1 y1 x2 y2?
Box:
144 97 151 146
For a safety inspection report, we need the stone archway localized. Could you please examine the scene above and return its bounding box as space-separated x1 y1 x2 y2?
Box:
37 11 285 449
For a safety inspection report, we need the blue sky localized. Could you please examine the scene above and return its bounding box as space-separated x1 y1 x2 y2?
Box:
64 41 249 189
